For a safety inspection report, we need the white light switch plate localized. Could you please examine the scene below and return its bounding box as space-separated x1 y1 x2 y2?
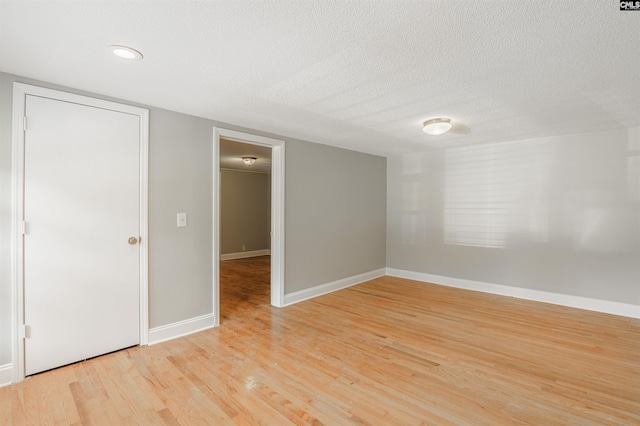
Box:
177 212 187 228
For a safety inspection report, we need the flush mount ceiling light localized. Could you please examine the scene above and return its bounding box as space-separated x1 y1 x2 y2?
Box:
242 157 257 166
110 45 143 61
422 118 452 135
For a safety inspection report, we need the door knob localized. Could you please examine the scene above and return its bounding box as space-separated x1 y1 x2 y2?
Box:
128 237 138 245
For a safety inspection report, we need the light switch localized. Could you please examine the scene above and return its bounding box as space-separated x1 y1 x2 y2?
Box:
177 213 188 228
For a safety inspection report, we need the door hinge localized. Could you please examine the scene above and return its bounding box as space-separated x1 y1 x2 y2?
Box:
23 116 27 131
22 324 30 339
21 221 27 235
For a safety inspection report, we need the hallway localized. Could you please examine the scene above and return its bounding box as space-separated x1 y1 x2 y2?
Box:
220 255 271 322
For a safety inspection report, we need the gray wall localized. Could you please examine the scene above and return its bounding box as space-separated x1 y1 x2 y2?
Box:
220 169 271 254
0 74 13 366
285 139 387 293
148 108 214 327
0 72 388 366
387 128 640 304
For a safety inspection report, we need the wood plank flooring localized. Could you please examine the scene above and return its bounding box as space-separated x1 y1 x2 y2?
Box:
1 256 639 424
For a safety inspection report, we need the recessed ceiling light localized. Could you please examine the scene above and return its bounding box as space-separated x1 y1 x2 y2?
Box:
110 45 143 61
423 118 452 135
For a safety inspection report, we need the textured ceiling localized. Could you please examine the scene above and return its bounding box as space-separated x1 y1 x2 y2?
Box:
1 1 638 156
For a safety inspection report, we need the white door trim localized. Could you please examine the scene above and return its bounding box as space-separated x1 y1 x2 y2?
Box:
213 128 285 326
11 83 149 383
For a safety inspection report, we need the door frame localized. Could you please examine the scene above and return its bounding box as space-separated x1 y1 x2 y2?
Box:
11 83 149 382
213 128 285 325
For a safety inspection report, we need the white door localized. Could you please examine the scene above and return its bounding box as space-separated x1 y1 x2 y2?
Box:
23 94 141 375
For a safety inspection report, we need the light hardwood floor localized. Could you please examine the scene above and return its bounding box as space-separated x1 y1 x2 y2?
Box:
1 256 639 425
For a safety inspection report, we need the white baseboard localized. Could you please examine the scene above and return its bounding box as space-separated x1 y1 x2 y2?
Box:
0 363 12 388
148 313 216 345
284 268 386 306
220 249 270 261
386 268 640 319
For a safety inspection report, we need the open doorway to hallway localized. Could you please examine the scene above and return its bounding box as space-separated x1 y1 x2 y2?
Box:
220 255 271 322
219 138 272 322
213 127 285 325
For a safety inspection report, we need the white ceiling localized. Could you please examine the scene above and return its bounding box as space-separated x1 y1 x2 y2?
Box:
1 1 638 157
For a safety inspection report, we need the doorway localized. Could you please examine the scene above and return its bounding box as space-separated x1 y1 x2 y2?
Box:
213 128 285 326
11 83 149 382
219 139 271 321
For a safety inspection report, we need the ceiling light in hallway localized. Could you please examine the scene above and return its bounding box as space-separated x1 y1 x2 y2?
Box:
242 157 257 166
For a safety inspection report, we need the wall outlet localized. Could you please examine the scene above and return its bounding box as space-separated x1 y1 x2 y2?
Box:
241 244 246 251
177 213 188 228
